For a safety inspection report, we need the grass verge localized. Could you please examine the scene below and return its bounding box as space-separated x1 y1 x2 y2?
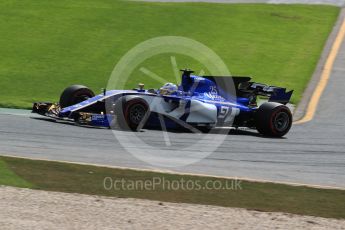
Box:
0 155 344 219
0 159 32 188
0 1 340 107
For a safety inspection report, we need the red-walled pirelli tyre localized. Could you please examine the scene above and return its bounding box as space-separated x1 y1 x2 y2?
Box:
113 97 150 131
59 85 95 108
256 102 292 137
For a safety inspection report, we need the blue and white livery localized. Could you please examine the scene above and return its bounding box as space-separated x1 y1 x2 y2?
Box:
33 69 293 137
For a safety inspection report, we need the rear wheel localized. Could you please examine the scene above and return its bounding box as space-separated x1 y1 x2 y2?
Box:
256 102 292 137
59 85 95 108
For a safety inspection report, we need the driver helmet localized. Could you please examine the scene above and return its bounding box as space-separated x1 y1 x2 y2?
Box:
159 83 178 95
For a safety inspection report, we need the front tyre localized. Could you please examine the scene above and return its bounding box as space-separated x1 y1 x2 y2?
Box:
256 102 292 137
59 85 95 108
113 97 150 131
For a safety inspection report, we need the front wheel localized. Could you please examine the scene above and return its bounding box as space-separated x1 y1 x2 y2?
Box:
256 102 292 137
59 85 95 108
112 97 150 131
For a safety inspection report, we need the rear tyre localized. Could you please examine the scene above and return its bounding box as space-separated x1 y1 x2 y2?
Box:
256 102 292 137
59 85 95 108
113 97 149 131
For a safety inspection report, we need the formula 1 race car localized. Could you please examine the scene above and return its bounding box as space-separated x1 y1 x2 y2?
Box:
32 69 293 137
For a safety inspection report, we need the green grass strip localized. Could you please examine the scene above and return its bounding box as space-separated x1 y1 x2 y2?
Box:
0 2 340 107
0 156 344 219
0 159 32 188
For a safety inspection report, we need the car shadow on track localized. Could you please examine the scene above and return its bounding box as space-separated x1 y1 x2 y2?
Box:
31 117 109 130
30 117 285 139
200 128 283 139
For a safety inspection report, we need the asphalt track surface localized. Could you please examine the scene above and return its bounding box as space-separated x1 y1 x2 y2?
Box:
1 3 345 189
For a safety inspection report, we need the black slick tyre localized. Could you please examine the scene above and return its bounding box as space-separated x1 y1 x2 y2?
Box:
113 97 149 131
59 85 95 108
256 102 292 137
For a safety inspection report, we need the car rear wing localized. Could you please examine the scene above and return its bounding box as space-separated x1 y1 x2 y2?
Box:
203 75 293 105
239 82 293 105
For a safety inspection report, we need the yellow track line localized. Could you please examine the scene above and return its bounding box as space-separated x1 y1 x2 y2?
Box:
294 17 345 124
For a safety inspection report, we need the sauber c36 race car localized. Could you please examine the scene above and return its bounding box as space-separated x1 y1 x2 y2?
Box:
33 69 293 137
